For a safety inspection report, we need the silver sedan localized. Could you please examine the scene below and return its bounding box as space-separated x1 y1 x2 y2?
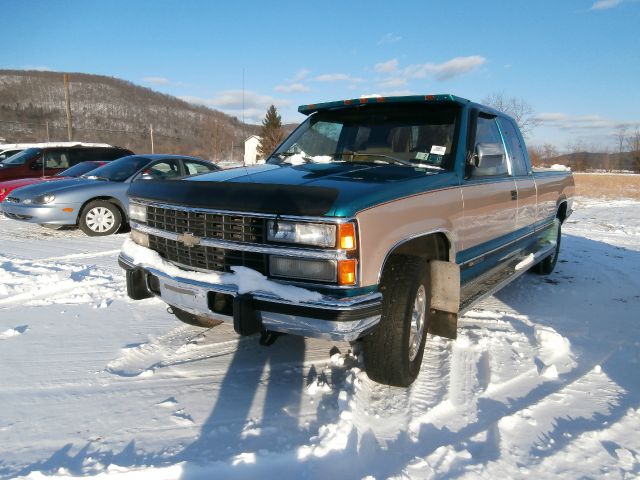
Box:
1 154 218 236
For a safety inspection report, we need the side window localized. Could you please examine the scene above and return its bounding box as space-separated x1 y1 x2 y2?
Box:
144 159 182 179
498 118 529 176
44 150 70 169
67 149 92 165
473 116 508 177
184 161 215 175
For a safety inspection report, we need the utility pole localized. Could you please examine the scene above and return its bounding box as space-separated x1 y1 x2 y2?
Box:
150 124 155 153
45 121 50 142
63 74 73 141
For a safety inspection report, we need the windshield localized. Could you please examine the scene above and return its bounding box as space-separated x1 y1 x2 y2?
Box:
82 156 148 182
269 104 460 171
56 161 103 177
2 148 41 166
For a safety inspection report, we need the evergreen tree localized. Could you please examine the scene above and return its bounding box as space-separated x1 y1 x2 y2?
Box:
257 105 284 159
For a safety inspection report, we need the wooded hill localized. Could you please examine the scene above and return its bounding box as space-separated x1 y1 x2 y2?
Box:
0 70 261 161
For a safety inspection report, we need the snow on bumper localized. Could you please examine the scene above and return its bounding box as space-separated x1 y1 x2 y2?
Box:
119 239 382 341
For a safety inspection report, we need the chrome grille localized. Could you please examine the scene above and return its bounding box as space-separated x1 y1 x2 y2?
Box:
146 205 265 243
148 234 268 275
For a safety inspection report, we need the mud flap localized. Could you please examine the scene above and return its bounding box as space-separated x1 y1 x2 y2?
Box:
428 260 460 340
125 268 153 300
233 294 262 336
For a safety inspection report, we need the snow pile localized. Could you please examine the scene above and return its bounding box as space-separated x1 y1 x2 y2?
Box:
282 150 333 165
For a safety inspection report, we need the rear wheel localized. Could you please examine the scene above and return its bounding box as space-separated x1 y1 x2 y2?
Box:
79 200 122 236
533 220 561 275
171 305 224 328
362 255 429 387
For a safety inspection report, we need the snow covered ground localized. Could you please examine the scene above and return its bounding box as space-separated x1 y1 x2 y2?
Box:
0 198 639 479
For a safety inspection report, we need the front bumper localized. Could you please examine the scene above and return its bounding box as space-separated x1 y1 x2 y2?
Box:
119 252 382 342
0 201 78 224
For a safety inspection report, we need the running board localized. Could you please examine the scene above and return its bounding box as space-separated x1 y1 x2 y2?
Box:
459 243 556 315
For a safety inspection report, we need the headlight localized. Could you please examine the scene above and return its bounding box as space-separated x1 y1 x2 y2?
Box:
269 256 337 282
129 203 147 223
31 193 56 204
130 229 149 247
267 221 336 248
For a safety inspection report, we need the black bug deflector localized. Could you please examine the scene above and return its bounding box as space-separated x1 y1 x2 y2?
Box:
127 180 339 216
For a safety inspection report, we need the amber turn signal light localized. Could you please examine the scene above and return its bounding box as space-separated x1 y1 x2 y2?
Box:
338 223 356 250
338 259 357 285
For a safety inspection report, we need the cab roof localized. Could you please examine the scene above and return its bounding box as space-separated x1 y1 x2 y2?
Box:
298 94 472 115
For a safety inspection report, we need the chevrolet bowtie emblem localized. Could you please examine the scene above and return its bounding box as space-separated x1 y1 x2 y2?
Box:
177 232 201 247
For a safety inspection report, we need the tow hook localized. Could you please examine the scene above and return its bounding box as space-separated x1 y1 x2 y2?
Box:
259 330 285 346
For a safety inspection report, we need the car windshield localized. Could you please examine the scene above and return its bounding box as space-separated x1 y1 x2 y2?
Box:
269 103 460 171
82 156 149 182
56 161 103 177
2 148 41 166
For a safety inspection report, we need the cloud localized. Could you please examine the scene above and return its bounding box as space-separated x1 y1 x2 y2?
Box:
20 65 52 71
590 0 622 9
377 77 407 88
403 55 486 81
180 90 291 123
292 69 310 81
378 33 402 45
142 76 171 86
374 59 399 74
274 83 310 93
535 112 636 132
314 73 365 83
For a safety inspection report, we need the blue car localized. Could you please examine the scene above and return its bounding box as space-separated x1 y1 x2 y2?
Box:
1 154 218 236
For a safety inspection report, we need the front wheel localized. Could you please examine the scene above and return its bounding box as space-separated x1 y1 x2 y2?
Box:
362 255 430 387
79 200 122 236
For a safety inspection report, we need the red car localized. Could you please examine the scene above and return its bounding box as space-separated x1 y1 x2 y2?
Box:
0 145 132 181
0 161 106 202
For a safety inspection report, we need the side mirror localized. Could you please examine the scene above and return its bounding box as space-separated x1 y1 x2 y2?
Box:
471 143 507 175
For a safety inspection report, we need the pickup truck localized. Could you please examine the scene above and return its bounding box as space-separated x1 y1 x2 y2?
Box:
119 94 574 387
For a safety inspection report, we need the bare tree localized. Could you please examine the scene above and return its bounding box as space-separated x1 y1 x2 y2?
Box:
482 93 541 138
615 124 628 155
627 125 640 173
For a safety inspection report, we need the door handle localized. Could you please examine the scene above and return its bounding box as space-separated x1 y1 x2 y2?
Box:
510 190 518 201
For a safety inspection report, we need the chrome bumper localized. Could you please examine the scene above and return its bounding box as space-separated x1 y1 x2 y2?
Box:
119 253 382 342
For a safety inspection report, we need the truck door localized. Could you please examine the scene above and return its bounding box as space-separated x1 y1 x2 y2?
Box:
497 117 537 234
460 112 518 274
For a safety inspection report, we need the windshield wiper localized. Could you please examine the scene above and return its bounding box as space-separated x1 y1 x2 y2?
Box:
343 151 415 167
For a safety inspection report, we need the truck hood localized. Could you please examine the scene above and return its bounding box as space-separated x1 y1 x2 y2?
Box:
127 163 459 217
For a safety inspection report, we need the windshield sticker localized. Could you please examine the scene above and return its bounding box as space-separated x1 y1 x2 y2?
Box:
430 145 446 155
415 152 429 161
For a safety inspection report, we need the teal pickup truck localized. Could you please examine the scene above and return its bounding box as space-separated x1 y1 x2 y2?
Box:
119 94 574 387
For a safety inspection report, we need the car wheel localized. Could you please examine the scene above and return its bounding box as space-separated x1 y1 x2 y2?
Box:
79 200 122 236
533 220 561 275
171 305 224 328
362 254 429 387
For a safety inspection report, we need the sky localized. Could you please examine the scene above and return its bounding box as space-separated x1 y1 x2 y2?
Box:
1 0 639 150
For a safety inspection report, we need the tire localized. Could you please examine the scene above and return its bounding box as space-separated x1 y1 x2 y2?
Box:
171 305 224 329
79 200 122 236
362 255 430 387
533 220 561 275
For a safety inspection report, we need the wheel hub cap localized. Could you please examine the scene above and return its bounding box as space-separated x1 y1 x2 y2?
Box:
86 207 115 232
409 284 427 361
